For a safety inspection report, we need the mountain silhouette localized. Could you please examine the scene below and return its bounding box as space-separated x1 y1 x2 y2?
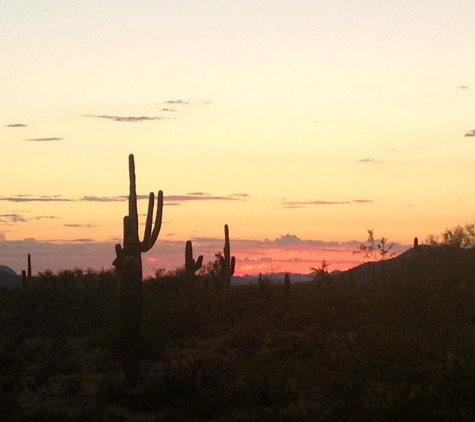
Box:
337 244 475 283
0 265 21 288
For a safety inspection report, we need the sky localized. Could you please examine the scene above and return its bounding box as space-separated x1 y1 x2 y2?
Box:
1 0 474 277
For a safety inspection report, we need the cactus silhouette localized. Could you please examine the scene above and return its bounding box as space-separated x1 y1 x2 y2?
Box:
185 240 203 282
284 273 290 295
219 224 235 289
113 154 163 386
21 253 32 288
113 154 163 272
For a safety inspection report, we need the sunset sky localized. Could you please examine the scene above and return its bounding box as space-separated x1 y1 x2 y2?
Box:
1 1 474 277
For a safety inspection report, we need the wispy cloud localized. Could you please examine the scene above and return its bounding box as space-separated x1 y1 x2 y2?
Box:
0 192 247 204
34 216 59 220
229 193 250 198
23 137 64 142
457 86 469 90
0 195 71 202
5 123 28 128
464 130 475 137
164 100 190 105
0 214 59 224
282 199 373 208
80 196 125 202
186 192 209 196
64 223 96 228
387 146 425 152
166 193 247 203
357 158 383 164
0 214 27 223
84 115 168 123
282 205 306 209
283 200 351 206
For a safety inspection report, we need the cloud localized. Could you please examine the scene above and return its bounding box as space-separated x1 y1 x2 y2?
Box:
186 192 209 196
271 234 303 245
283 200 351 206
23 137 63 142
0 214 60 225
166 193 247 203
164 100 190 105
0 195 71 202
5 123 28 128
357 158 383 164
80 196 125 202
283 199 373 208
84 115 167 123
387 146 425 152
464 130 475 137
0 192 246 206
1 195 127 203
457 86 469 90
64 223 96 228
0 214 59 224
229 193 250 198
160 108 177 112
282 205 306 209
0 214 27 223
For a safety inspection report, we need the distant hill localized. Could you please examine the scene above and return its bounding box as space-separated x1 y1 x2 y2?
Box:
0 265 21 289
336 244 475 283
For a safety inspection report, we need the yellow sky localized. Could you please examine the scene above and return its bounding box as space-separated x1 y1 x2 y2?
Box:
1 0 475 274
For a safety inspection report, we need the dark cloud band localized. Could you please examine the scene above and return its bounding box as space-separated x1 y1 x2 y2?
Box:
84 114 167 122
23 137 63 142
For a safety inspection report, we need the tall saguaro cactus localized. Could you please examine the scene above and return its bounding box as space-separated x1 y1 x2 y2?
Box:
219 224 235 289
21 253 32 288
113 153 163 386
114 154 163 272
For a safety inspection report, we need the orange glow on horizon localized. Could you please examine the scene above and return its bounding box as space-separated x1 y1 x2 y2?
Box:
233 245 367 276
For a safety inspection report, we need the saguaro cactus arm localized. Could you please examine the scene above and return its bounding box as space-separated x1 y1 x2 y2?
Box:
141 191 163 252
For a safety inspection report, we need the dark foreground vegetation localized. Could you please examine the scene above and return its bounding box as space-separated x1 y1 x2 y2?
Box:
2 245 475 421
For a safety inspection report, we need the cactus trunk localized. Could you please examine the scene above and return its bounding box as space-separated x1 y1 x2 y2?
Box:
22 254 32 288
27 254 32 279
